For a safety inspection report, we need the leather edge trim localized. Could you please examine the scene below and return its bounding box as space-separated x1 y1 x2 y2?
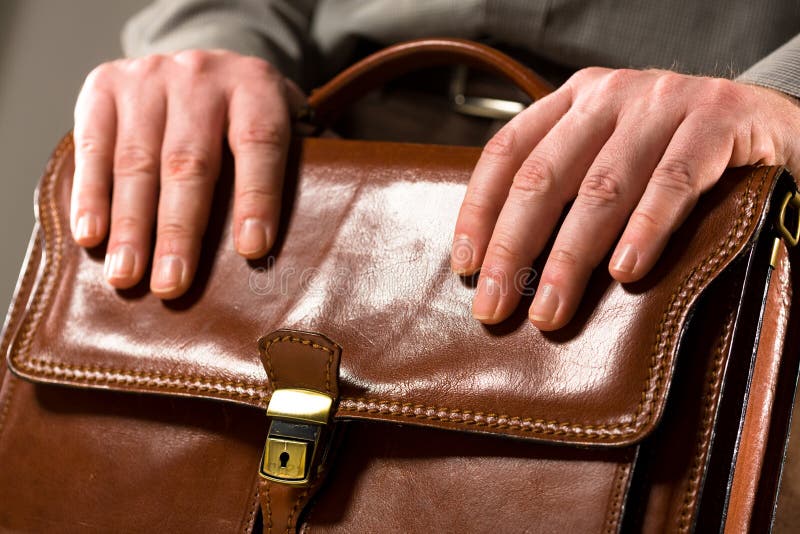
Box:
244 477 262 534
603 460 634 533
0 225 44 444
675 303 738 531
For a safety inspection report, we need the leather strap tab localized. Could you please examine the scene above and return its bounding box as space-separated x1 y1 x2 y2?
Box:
257 330 342 534
258 479 310 534
259 330 341 398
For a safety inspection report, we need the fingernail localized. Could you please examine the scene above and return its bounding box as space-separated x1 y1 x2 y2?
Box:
238 218 269 256
152 255 184 292
104 245 135 280
75 213 99 242
530 283 560 323
451 234 475 274
472 276 502 321
612 243 638 274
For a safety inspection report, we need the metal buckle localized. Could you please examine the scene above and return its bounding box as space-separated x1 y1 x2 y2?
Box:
777 191 800 247
260 389 333 485
449 65 526 120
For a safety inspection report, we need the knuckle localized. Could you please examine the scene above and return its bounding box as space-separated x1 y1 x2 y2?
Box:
114 145 159 177
700 78 744 110
127 54 164 75
172 49 211 73
163 148 213 181
237 56 278 79
459 193 494 219
157 220 194 242
488 237 525 266
599 68 637 93
578 166 624 207
511 157 557 199
482 127 517 159
628 209 661 233
232 122 287 154
84 63 115 90
237 183 280 209
651 72 682 100
568 66 607 86
76 135 111 157
652 159 697 198
749 138 777 165
548 248 581 270
111 214 144 235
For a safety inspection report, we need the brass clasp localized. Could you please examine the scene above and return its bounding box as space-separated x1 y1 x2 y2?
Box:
260 389 333 485
777 191 800 246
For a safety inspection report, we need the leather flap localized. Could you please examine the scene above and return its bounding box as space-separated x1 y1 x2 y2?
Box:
6 134 781 446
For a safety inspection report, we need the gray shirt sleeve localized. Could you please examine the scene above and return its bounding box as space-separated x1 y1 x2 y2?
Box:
121 0 317 87
738 33 800 99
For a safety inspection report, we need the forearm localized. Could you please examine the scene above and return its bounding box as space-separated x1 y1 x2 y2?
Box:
121 0 318 87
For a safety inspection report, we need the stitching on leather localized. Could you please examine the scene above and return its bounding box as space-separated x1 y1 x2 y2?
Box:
265 480 273 534
244 485 260 534
260 334 336 394
337 398 635 438
338 167 770 439
0 376 18 445
1 230 41 367
676 304 737 531
286 489 308 534
17 356 268 402
8 134 772 442
10 138 67 375
603 461 631 533
299 497 316 534
0 233 41 444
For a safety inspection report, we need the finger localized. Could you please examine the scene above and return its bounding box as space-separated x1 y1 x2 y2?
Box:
105 62 166 288
529 103 685 330
152 82 226 299
471 102 618 324
609 110 734 283
450 87 573 274
72 67 116 247
227 73 291 259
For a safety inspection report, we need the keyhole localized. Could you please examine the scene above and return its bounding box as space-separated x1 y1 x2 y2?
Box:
279 451 290 469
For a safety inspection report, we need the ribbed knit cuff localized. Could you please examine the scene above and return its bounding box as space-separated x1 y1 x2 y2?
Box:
738 33 800 99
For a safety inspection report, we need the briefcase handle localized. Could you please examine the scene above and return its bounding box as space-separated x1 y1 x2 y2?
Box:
305 38 554 127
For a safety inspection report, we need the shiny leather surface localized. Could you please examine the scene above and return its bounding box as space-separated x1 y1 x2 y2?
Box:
0 379 263 533
5 133 782 448
303 421 634 533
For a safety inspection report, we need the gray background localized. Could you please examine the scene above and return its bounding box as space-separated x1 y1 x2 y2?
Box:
0 0 148 311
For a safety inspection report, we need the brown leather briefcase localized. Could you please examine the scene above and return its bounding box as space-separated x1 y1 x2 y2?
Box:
2 39 800 533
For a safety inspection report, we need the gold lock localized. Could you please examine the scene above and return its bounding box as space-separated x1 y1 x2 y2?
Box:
262 438 310 481
260 388 334 485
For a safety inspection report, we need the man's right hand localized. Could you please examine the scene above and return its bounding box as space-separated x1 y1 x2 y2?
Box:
71 50 303 299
